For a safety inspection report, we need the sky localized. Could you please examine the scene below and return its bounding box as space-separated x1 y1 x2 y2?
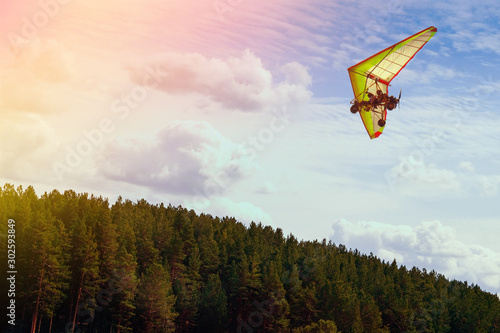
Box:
1 0 499 296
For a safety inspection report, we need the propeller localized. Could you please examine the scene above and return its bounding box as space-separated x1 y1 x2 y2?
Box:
397 89 402 109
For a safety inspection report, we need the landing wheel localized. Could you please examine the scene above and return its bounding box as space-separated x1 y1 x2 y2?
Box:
378 119 386 127
350 104 359 114
387 102 396 110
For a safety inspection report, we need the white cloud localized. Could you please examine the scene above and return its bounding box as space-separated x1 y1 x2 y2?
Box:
386 160 463 197
255 182 277 195
212 197 272 225
183 195 272 226
478 174 500 197
458 161 475 172
449 26 500 56
128 50 312 112
331 219 500 294
0 38 74 114
0 113 60 181
386 154 500 199
99 120 258 195
280 61 312 86
13 38 74 82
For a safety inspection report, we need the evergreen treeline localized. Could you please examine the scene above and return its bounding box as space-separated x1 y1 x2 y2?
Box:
1 184 499 333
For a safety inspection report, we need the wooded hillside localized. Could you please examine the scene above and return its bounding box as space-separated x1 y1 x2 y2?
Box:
1 184 499 332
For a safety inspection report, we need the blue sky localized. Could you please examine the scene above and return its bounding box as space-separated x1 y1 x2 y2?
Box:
1 0 499 295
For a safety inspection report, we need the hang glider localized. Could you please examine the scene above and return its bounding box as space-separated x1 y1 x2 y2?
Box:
348 26 437 139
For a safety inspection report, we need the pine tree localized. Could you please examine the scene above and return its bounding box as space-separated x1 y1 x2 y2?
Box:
261 260 290 331
95 198 118 280
68 218 101 332
196 217 220 276
111 243 138 333
235 254 265 331
224 258 241 331
284 264 306 327
330 281 363 333
134 200 160 275
151 203 174 263
198 273 228 332
358 290 386 333
136 262 177 332
174 245 202 332
26 207 70 332
110 196 139 332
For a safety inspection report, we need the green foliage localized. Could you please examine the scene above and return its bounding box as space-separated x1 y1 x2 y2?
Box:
1 183 500 332
292 319 339 333
136 262 177 332
198 273 228 332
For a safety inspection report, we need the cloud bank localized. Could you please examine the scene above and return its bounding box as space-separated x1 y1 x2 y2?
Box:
100 120 256 195
331 219 500 295
127 50 312 112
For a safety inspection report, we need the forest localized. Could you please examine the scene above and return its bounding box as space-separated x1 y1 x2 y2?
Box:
1 184 499 332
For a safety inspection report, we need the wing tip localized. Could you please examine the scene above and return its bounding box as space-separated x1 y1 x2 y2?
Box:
367 130 383 139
